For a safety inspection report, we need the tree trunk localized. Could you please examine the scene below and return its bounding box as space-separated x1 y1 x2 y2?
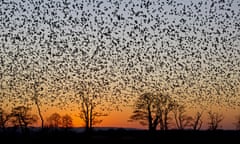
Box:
34 83 44 129
89 104 93 131
147 106 153 131
164 111 169 130
159 116 164 130
36 101 44 129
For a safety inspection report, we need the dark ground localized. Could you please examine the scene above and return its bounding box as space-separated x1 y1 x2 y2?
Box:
0 128 239 144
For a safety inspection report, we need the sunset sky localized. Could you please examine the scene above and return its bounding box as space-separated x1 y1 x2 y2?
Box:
0 0 239 130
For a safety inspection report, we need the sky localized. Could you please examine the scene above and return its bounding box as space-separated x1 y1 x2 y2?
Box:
0 0 240 130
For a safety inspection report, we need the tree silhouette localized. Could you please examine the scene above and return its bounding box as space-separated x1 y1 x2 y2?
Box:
0 108 11 131
158 94 176 130
207 111 224 130
233 114 240 130
62 114 73 129
78 92 107 132
173 104 192 130
32 81 45 129
129 92 175 131
47 113 62 128
190 111 203 131
129 93 159 132
10 106 38 133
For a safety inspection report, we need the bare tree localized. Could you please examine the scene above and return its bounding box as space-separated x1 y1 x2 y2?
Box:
47 113 62 128
62 114 73 129
129 92 175 131
233 114 240 130
158 94 176 130
79 93 107 132
129 93 160 132
173 105 192 130
10 106 38 133
32 80 45 129
0 108 11 131
207 111 224 130
190 111 203 130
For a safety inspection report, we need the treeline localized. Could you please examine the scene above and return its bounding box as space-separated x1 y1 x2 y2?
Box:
129 92 240 131
0 106 74 133
0 92 240 133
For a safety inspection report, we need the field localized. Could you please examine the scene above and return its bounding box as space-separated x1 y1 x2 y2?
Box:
0 128 239 144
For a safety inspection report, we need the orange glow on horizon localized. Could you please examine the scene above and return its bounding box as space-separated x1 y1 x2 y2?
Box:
29 104 240 130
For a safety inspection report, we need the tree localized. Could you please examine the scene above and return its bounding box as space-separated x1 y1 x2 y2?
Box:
79 93 107 132
129 92 175 131
47 113 62 128
129 93 160 132
173 104 192 130
207 111 224 130
159 94 175 130
62 114 73 129
32 80 45 129
10 106 38 133
0 108 11 131
233 114 240 130
190 111 203 130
